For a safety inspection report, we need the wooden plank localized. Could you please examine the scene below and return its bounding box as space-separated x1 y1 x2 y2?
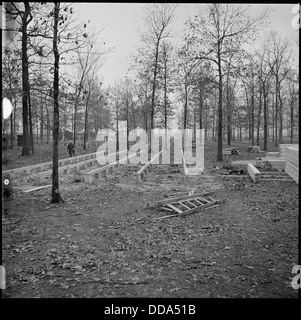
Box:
259 171 287 175
259 174 290 179
285 163 299 183
247 163 261 183
150 191 214 207
159 207 174 212
23 185 52 193
261 178 294 182
137 149 163 175
165 192 189 198
166 203 183 214
217 175 250 178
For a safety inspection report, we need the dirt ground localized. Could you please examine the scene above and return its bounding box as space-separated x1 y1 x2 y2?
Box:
2 140 299 298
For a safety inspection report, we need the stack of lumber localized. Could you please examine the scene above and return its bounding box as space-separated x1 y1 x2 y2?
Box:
285 146 299 184
278 144 288 159
262 144 298 170
247 146 261 153
222 147 239 155
278 144 298 159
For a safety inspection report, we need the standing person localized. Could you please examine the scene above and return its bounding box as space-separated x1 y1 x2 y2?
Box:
67 140 75 157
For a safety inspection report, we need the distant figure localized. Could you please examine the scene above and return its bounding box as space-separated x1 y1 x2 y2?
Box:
67 140 75 157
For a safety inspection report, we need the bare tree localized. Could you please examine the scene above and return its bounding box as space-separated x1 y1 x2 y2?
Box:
188 4 269 161
159 41 175 130
2 48 21 148
138 4 177 158
83 64 103 150
143 4 177 130
255 40 275 151
72 37 106 146
52 2 62 203
5 3 33 155
268 31 292 145
287 71 298 143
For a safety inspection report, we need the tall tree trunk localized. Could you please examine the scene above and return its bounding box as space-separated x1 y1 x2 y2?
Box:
73 93 79 146
266 90 269 139
10 112 13 149
193 107 196 144
13 98 17 145
71 106 74 140
227 114 231 146
204 114 208 140
52 2 62 203
183 76 188 151
212 112 215 141
36 114 39 143
226 80 231 146
40 93 44 144
21 3 31 156
126 106 129 152
132 108 136 130
272 96 275 142
164 56 168 130
251 85 255 145
83 90 90 151
9 91 13 148
63 96 67 139
263 85 268 151
28 89 34 153
149 40 160 159
73 79 84 146
116 103 119 161
278 91 283 144
184 78 188 129
257 89 262 146
217 54 223 161
244 85 250 140
199 79 203 130
275 81 279 147
290 93 294 144
150 40 160 131
46 103 50 144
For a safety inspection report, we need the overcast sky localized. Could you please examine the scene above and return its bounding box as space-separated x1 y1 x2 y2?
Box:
73 3 299 87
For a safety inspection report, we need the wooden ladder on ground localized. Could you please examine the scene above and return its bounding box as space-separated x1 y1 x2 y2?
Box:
150 192 226 219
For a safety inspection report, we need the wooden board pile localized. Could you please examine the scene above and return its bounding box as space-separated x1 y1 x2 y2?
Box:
279 144 298 158
222 147 239 155
261 144 298 170
247 146 261 153
285 146 299 184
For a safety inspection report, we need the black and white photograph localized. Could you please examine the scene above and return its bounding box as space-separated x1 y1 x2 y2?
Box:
1 2 299 304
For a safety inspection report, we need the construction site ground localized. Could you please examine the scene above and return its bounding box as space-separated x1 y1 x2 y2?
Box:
2 140 299 298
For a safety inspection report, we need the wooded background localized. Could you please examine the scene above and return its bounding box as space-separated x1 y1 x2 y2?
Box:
2 3 299 158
